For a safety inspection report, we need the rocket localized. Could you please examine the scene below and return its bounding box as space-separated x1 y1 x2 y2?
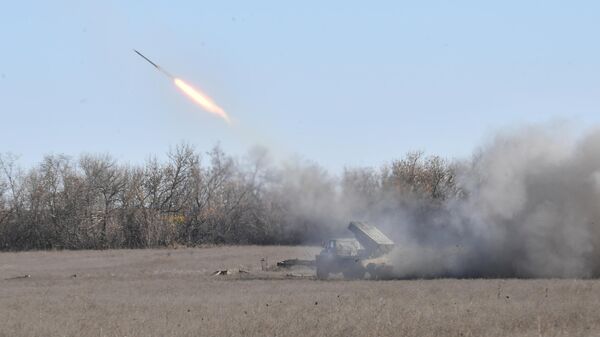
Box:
133 49 173 78
133 48 232 124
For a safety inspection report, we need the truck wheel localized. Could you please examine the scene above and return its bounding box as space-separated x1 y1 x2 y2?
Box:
316 266 328 280
316 259 329 280
343 268 366 280
366 264 378 280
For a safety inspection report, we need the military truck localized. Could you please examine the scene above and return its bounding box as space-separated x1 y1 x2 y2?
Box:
315 221 394 280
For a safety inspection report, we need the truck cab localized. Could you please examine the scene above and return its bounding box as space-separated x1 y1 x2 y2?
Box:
316 222 395 280
321 238 363 257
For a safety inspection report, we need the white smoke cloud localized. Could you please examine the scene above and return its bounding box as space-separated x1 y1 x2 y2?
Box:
389 125 600 278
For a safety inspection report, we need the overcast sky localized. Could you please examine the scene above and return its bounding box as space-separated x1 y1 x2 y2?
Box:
1 1 599 171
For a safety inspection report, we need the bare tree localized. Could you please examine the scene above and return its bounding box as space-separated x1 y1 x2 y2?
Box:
0 147 460 251
80 154 126 248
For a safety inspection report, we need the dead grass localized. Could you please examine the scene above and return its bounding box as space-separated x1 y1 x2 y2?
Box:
1 246 599 337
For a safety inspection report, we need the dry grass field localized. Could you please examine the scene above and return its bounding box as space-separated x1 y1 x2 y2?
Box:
1 246 600 337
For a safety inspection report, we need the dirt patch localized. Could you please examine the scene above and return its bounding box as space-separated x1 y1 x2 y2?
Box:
1 246 600 337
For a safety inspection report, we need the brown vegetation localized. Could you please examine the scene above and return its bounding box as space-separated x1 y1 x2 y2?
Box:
1 246 599 337
0 147 455 250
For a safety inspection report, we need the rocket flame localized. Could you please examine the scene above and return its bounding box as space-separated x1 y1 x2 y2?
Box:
173 78 231 124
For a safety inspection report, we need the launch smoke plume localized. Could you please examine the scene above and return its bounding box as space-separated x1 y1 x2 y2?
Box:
384 125 600 278
274 124 600 278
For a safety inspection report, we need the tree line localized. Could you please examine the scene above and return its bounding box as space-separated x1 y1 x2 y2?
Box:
0 145 458 251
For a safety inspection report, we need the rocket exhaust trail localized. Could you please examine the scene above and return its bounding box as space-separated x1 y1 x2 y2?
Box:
133 49 232 124
133 49 173 78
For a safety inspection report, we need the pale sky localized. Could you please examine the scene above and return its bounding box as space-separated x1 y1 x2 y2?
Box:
1 1 599 171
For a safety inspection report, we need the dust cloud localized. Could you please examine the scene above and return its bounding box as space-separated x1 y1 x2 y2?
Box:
385 125 600 278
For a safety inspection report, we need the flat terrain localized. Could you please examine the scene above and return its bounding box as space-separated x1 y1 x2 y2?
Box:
1 246 599 337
